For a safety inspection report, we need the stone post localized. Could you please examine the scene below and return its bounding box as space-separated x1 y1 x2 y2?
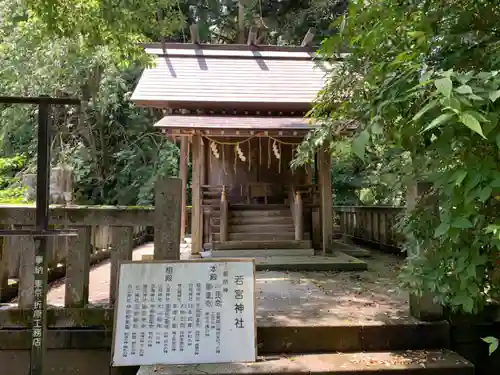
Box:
23 165 73 204
154 177 182 260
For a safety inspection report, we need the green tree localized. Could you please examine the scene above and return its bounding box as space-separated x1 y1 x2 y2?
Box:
298 0 500 314
2 0 346 206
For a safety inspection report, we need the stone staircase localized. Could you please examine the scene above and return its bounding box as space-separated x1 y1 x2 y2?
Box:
139 320 474 375
209 204 314 257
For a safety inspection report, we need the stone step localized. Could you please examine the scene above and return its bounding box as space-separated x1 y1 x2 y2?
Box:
230 210 292 218
202 198 221 206
0 320 449 354
230 204 289 211
213 232 311 241
256 321 449 354
212 240 312 250
210 248 315 257
138 350 473 375
229 224 295 233
212 216 294 226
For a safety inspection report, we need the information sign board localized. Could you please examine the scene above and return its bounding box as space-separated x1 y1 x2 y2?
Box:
111 260 256 366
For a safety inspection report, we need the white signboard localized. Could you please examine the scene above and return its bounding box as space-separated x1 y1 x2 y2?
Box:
111 260 256 367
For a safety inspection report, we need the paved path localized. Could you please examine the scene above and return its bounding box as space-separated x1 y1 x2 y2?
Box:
46 242 411 325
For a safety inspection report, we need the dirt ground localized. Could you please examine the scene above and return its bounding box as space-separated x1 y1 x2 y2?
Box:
254 250 409 326
40 242 409 325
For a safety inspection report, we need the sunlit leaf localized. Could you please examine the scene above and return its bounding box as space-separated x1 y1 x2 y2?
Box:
459 112 486 138
455 85 473 95
489 90 500 102
422 112 455 132
435 77 453 98
352 130 370 160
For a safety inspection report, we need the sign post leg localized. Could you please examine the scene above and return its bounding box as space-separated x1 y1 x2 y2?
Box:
30 100 51 375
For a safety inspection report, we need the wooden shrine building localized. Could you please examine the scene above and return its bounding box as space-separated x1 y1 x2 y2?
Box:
131 40 338 257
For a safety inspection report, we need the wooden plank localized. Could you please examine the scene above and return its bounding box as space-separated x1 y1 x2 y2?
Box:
65 226 91 308
179 137 189 242
154 177 182 260
110 226 134 305
191 134 202 255
318 146 333 255
18 235 35 308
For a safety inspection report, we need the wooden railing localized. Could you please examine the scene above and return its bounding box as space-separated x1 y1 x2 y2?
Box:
334 206 405 249
294 184 320 208
0 205 155 306
0 177 182 329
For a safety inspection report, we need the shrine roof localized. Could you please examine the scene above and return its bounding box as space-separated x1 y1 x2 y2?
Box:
131 43 335 112
153 115 318 131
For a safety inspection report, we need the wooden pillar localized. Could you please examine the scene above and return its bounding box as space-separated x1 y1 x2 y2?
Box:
179 137 189 242
200 136 206 246
220 186 228 242
407 182 444 321
318 146 333 255
294 191 304 241
191 134 202 255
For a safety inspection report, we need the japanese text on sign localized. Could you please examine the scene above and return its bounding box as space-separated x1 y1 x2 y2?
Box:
32 255 45 348
112 260 255 367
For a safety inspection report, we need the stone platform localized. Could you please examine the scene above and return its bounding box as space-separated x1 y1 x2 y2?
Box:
203 251 367 272
138 350 473 375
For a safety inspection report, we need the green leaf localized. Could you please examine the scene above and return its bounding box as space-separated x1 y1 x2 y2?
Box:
434 222 450 237
483 336 498 344
482 337 499 355
435 77 453 98
422 113 455 132
459 112 486 138
352 130 370 160
489 90 500 102
407 31 425 39
451 217 473 229
465 173 482 192
452 170 468 186
455 85 473 95
412 100 438 122
479 186 493 202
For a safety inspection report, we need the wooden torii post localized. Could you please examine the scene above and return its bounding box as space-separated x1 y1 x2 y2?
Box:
0 96 80 375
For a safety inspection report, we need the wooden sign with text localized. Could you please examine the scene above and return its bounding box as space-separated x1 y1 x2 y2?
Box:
111 259 256 366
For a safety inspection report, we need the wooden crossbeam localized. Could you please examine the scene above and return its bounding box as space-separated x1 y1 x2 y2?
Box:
190 24 200 44
301 28 315 47
247 26 258 46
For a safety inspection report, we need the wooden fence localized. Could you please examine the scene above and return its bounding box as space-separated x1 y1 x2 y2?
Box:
334 206 405 249
4 225 148 280
0 178 182 327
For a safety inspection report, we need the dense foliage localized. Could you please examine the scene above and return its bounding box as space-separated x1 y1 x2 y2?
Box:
1 0 350 206
298 0 500 314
